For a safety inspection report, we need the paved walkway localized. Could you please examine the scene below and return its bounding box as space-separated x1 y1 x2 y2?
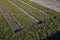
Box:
0 5 21 32
8 0 43 24
19 0 56 19
31 0 60 12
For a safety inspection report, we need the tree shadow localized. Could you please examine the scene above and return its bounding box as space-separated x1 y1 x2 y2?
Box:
45 31 60 40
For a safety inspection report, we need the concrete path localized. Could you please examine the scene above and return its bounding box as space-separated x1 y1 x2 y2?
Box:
0 5 21 32
8 0 43 24
31 0 60 12
19 0 56 19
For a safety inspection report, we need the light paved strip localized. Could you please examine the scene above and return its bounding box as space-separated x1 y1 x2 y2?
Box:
31 0 60 12
0 5 21 32
19 0 56 19
8 0 43 24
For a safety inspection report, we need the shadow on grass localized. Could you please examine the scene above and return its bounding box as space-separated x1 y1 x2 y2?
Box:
45 31 60 40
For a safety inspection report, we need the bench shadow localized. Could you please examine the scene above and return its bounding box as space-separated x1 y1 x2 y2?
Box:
44 31 60 40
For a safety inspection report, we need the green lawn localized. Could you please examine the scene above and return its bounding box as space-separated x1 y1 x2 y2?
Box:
13 0 50 20
0 12 14 40
0 0 60 40
0 0 34 28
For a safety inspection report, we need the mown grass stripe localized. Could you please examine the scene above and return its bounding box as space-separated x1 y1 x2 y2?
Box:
8 0 43 24
13 0 49 20
0 0 35 28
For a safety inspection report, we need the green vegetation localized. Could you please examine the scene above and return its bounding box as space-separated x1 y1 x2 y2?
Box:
0 12 13 40
0 0 33 28
13 0 49 20
0 0 60 40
